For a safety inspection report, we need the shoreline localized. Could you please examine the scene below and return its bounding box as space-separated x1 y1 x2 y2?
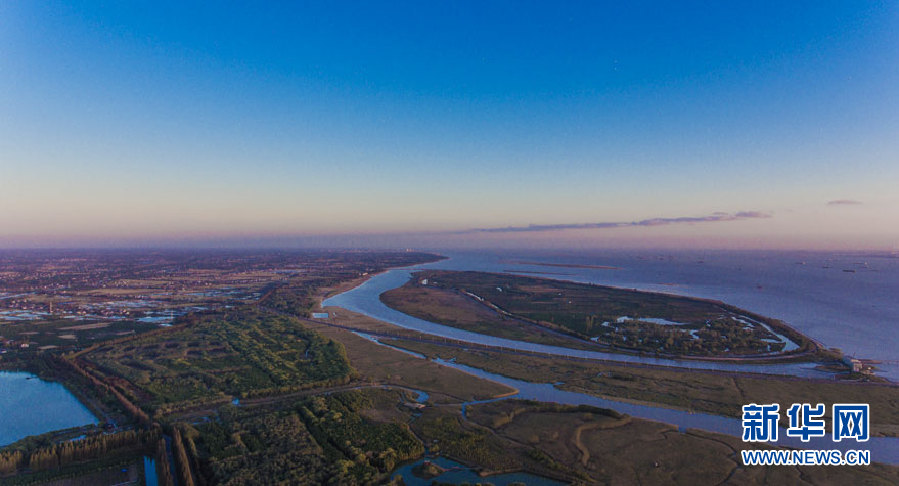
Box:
380 268 830 367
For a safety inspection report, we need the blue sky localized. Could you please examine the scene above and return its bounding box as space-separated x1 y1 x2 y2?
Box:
1 1 897 249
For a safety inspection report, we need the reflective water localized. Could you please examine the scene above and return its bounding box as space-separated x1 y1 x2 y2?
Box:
436 358 899 465
143 456 159 486
0 371 98 446
430 250 898 378
325 251 899 465
324 259 829 378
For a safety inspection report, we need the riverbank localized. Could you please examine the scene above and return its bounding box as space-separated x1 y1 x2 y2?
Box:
323 263 841 378
312 257 899 465
306 302 899 479
381 269 824 362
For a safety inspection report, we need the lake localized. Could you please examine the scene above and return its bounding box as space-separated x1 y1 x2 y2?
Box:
0 371 98 447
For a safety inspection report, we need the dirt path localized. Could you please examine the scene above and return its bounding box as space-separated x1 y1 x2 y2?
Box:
573 422 604 467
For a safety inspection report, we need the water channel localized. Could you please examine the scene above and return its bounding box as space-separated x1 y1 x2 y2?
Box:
324 257 899 465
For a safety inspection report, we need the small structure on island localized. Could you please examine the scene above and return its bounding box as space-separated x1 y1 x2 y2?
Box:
842 356 863 373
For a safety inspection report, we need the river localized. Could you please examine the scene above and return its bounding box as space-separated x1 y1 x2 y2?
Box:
324 257 829 378
323 251 899 465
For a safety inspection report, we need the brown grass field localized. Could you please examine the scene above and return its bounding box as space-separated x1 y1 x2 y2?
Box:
303 308 515 403
385 339 899 438
380 284 600 350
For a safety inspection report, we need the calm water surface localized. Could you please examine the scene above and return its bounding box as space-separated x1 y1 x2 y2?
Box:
326 258 826 378
477 250 899 378
325 250 899 465
0 371 98 447
437 358 899 465
326 250 898 379
143 456 159 486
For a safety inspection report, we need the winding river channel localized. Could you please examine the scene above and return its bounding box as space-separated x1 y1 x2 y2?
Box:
323 254 899 465
324 258 828 378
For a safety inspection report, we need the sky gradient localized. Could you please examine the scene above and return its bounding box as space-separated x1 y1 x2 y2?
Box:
2 2 898 249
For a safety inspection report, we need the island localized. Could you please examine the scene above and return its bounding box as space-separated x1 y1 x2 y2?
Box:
380 270 818 360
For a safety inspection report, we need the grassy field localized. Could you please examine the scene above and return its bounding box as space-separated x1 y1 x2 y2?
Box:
386 339 899 438
311 306 896 482
81 307 355 416
383 270 817 358
304 308 516 403
459 399 899 485
379 283 600 351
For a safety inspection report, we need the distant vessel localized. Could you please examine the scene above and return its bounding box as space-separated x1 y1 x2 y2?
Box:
843 269 856 273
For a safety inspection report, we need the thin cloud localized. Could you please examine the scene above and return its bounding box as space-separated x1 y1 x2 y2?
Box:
827 199 862 206
466 211 772 234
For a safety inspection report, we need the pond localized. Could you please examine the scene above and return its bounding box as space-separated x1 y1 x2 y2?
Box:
0 371 98 447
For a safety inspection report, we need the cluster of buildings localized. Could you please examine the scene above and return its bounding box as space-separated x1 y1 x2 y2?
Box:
0 336 32 354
